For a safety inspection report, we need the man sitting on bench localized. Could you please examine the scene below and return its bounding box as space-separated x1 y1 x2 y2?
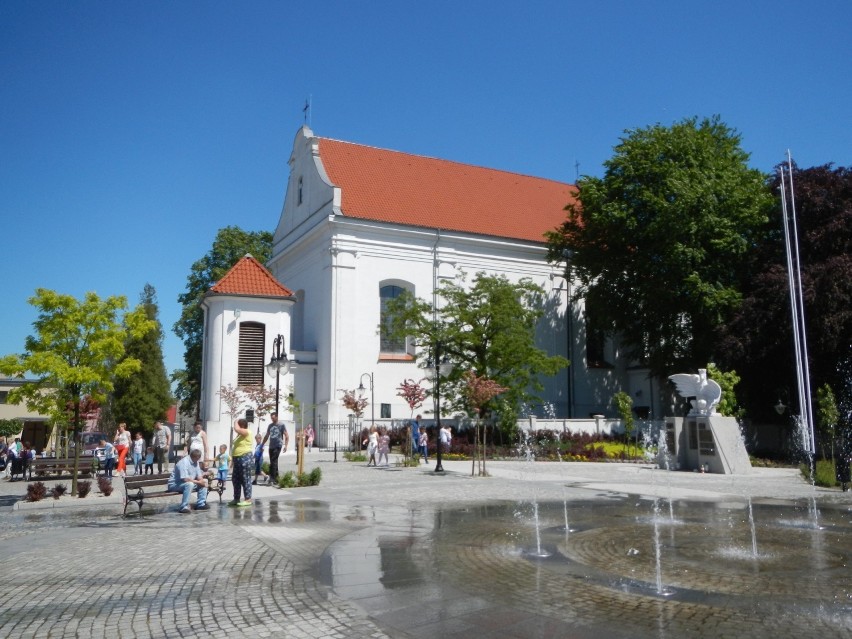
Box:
167 448 209 514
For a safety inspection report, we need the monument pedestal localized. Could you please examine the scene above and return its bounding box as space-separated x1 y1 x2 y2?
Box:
660 415 751 474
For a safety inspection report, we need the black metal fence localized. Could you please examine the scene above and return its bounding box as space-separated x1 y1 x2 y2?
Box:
317 420 355 451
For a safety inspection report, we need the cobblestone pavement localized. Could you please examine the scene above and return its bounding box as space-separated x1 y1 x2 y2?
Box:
1 453 850 638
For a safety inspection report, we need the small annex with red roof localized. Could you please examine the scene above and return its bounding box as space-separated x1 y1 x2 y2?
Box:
208 254 294 299
199 254 298 450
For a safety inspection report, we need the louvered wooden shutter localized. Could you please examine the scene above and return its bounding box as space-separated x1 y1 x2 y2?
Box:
238 322 266 386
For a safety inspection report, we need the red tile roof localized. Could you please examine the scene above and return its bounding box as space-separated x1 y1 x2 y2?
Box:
209 254 294 298
317 137 577 243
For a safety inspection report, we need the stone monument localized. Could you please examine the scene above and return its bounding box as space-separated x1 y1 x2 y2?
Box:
663 369 751 474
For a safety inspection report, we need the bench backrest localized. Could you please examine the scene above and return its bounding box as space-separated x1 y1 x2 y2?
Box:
124 473 171 490
31 458 84 467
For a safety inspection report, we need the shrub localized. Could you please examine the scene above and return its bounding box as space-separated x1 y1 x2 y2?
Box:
343 451 367 462
277 471 297 488
27 481 48 502
97 476 114 496
807 460 837 488
261 462 270 475
77 480 92 498
308 467 322 486
51 484 68 500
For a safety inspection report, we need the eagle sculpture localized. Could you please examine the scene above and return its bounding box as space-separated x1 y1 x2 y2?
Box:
668 368 722 416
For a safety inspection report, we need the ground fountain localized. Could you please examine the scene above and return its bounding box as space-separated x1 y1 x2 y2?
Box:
318 491 851 638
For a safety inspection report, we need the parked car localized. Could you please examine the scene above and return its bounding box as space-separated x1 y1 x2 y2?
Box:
70 432 107 458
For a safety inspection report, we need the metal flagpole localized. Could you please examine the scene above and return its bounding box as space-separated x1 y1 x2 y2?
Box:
779 153 815 455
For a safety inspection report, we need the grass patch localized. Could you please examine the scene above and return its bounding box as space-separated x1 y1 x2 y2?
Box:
803 459 837 488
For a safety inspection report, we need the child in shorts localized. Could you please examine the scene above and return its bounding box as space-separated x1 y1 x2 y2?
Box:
215 444 230 483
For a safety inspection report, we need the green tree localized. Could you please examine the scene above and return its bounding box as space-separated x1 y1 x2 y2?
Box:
0 418 23 440
547 116 773 378
385 273 568 434
111 284 173 437
816 384 839 463
0 289 154 493
612 391 636 455
174 226 273 417
720 164 852 424
706 363 744 419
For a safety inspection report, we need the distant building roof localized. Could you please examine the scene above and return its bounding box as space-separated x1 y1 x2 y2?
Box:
208 254 294 298
317 136 578 244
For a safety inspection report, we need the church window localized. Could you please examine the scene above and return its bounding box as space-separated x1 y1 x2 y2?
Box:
297 177 303 205
380 283 410 354
585 314 611 368
237 322 266 386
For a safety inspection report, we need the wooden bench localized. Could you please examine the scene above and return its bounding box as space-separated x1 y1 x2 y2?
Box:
27 457 96 482
123 472 225 516
123 473 176 516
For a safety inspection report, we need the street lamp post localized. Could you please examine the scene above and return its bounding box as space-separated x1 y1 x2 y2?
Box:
357 372 375 427
265 334 291 419
428 341 453 473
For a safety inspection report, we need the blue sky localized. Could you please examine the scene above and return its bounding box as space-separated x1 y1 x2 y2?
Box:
2 1 850 381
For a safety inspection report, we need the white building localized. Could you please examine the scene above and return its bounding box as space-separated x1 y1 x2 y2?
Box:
200 126 656 445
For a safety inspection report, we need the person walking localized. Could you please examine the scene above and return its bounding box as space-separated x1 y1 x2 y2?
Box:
410 415 422 457
305 424 315 452
377 426 390 466
229 418 254 507
261 412 288 483
114 423 131 477
151 421 172 473
363 425 378 467
253 433 267 485
439 424 452 454
131 432 145 475
418 426 429 464
167 448 209 514
99 439 116 478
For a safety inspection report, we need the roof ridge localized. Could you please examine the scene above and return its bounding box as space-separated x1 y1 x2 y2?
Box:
316 136 574 187
209 255 293 298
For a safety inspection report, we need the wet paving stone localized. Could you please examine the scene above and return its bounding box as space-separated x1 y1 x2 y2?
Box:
1 457 851 638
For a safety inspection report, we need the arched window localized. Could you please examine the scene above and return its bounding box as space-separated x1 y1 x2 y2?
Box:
238 322 266 386
297 176 303 205
380 284 408 354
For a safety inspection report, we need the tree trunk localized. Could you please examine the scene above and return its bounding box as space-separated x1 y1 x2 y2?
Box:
471 420 478 477
71 399 81 496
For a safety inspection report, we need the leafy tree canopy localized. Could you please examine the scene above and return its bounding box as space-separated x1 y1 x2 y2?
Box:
174 226 273 417
547 116 773 378
384 273 567 430
0 418 23 439
720 164 852 422
111 284 173 436
0 289 154 491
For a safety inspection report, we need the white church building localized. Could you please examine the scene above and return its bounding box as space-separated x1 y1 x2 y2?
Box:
199 126 655 449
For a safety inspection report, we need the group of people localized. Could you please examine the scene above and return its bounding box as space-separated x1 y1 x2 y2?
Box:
99 421 173 478
168 413 316 513
362 415 453 467
0 437 35 480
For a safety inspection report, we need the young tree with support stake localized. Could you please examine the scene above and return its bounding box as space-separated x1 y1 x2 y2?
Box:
0 289 155 494
462 371 507 477
397 378 426 459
